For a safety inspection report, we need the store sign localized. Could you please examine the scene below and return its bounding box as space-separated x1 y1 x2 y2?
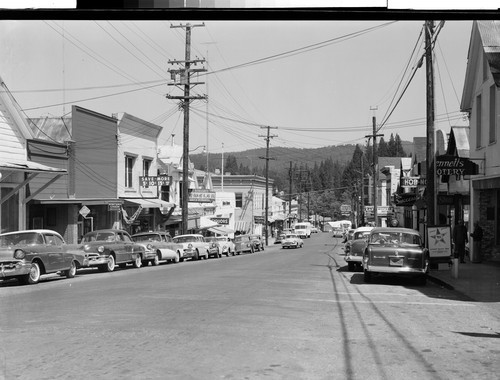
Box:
108 202 122 211
340 204 351 213
254 216 265 224
140 175 171 187
436 155 479 177
210 217 229 225
400 176 427 188
189 189 216 203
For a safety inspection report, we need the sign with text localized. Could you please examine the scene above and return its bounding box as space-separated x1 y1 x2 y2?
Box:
364 206 392 216
254 216 265 224
340 204 351 213
400 176 427 188
107 202 122 211
427 226 452 259
210 217 229 225
189 189 216 203
140 175 171 187
436 155 479 177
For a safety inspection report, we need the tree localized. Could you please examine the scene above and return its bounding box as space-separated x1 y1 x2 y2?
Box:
378 137 389 157
224 154 239 174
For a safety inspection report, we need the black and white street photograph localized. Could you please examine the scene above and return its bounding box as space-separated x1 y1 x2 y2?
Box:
1 3 500 380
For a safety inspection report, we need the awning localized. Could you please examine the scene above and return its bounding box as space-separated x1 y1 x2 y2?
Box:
123 198 175 209
235 221 250 233
208 226 235 235
199 216 219 229
0 159 67 173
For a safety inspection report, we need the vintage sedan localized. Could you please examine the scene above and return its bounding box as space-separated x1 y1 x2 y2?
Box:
362 227 429 285
78 229 145 272
0 229 86 285
233 234 254 255
281 233 304 249
212 236 235 257
274 232 286 244
345 227 373 271
172 234 210 261
204 237 222 258
249 234 265 252
132 231 184 265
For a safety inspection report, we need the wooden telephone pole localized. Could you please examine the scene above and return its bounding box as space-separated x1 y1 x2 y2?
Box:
259 126 277 246
366 108 383 226
166 23 206 235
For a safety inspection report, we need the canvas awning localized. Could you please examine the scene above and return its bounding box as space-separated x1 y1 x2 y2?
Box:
208 226 235 235
199 216 219 229
123 198 174 209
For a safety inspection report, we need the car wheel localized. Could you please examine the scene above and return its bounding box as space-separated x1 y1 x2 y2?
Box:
104 255 116 272
364 270 372 283
132 254 142 268
251 246 255 254
152 254 160 266
173 252 180 263
348 262 355 271
20 261 41 285
66 260 77 278
193 249 199 261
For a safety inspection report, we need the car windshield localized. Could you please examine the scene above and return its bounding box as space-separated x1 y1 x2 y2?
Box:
0 232 44 246
173 236 197 243
133 234 161 242
82 232 117 243
354 231 370 240
370 232 421 246
285 234 297 239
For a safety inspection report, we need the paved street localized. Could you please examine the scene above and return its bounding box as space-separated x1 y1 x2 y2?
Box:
1 233 499 380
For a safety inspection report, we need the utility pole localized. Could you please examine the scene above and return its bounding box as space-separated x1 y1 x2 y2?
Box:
425 20 437 228
166 23 206 235
366 108 383 226
259 126 277 246
288 161 293 229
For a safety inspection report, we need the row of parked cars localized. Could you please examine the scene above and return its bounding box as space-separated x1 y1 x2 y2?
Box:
341 226 430 285
0 229 266 286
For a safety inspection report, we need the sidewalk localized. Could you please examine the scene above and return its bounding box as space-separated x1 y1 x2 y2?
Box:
428 259 500 302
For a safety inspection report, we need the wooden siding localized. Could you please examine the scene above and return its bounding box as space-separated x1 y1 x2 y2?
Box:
72 106 118 198
0 100 28 162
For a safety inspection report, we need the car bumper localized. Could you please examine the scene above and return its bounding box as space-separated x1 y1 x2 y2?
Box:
282 243 298 248
83 255 110 267
346 255 363 263
364 265 427 275
0 261 32 279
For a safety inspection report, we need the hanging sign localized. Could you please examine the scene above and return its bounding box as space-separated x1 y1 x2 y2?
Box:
436 155 479 177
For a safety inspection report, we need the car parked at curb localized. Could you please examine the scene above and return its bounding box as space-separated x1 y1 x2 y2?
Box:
0 229 86 285
233 234 254 255
345 227 373 271
274 233 286 244
363 227 429 285
281 233 304 249
249 234 265 252
172 234 210 261
211 236 235 256
343 229 356 255
78 229 145 272
205 237 222 258
132 231 184 265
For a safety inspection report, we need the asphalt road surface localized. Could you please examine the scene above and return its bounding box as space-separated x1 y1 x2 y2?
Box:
1 232 499 380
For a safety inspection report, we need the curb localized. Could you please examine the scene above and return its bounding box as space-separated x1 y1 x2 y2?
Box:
427 274 455 290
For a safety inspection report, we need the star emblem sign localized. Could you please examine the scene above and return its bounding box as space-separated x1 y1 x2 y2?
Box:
430 228 447 245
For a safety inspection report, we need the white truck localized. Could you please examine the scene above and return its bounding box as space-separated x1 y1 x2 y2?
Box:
294 222 312 238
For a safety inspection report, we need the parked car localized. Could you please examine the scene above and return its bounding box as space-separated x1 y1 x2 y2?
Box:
0 229 86 285
343 228 356 254
281 233 304 249
233 234 254 254
311 226 319 234
212 236 235 256
345 227 373 271
172 234 210 260
132 231 184 265
205 237 222 258
249 234 265 251
363 227 429 285
78 229 145 272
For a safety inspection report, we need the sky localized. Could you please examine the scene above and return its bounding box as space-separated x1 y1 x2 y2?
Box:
0 19 473 157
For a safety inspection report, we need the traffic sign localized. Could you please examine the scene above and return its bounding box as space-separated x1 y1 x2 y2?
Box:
79 205 90 218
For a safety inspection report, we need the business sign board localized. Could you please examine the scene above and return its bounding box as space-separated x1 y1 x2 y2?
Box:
254 216 265 224
210 217 229 225
436 155 479 177
107 202 122 212
364 206 392 216
340 204 351 213
427 226 452 259
400 176 427 188
140 175 171 187
189 189 216 203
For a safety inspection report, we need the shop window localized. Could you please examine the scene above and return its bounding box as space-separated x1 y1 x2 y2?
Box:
161 185 170 202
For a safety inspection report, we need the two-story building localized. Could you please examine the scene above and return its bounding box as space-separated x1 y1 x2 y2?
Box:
461 20 500 262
